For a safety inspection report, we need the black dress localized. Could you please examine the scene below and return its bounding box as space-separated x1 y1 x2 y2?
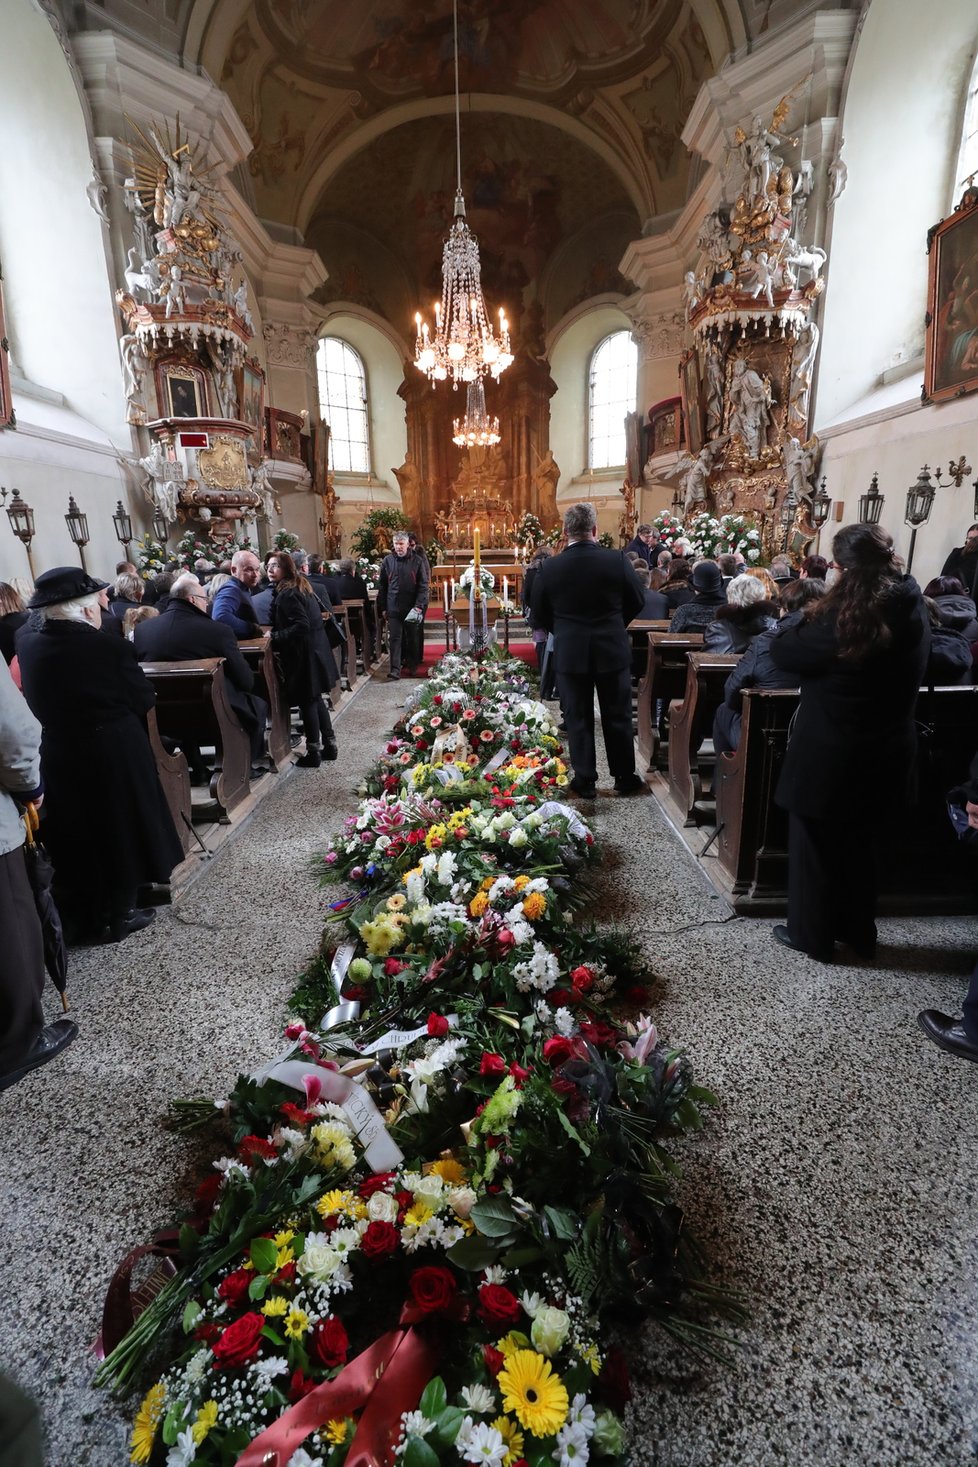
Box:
270 584 337 750
15 620 183 930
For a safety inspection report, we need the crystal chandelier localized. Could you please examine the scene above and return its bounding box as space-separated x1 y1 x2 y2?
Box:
453 379 500 448
414 0 513 388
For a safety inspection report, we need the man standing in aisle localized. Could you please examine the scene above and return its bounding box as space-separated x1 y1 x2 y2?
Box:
378 532 429 680
531 501 645 798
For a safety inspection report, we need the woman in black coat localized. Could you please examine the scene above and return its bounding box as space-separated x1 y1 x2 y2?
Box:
15 567 183 944
0 582 28 665
267 551 338 768
768 524 930 962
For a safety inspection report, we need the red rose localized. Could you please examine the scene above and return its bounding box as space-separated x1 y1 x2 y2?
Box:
310 1316 350 1369
211 1311 265 1368
477 1283 521 1330
384 958 407 977
483 1344 505 1377
433 695 443 705
542 1036 573 1067
570 965 595 995
194 1321 221 1345
580 1019 619 1050
193 1173 222 1217
359 1172 396 1199
217 1268 252 1310
479 1052 506 1077
408 1265 458 1315
508 1062 531 1087
361 1220 400 1260
427 1013 450 1037
277 1261 297 1285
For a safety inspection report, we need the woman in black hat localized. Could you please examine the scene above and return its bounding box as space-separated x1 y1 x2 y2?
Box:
15 567 183 943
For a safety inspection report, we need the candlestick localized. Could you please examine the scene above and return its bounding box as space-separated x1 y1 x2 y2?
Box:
473 528 481 603
443 578 449 615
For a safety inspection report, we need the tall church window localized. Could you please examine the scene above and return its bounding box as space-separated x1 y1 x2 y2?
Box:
957 50 978 194
588 331 637 470
317 337 369 474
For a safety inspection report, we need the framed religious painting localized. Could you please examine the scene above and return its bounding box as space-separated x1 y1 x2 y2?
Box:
679 349 704 453
157 360 207 419
924 186 978 404
646 397 683 460
237 359 265 444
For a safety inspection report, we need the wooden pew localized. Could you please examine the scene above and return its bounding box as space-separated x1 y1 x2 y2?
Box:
635 633 704 771
666 651 740 824
627 618 670 682
145 707 194 858
341 598 372 675
712 684 978 914
140 658 251 821
240 636 291 771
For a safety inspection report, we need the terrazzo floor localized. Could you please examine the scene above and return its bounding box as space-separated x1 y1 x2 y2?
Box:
2 676 976 1465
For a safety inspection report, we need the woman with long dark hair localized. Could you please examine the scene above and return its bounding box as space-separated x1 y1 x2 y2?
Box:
267 551 339 768
768 523 930 961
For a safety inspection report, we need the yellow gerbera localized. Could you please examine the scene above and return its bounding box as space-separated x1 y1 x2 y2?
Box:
428 1157 466 1184
129 1381 166 1465
498 1350 569 1438
491 1415 525 1467
469 892 489 918
386 892 406 911
521 892 546 920
284 1306 310 1338
192 1400 219 1445
261 1296 288 1317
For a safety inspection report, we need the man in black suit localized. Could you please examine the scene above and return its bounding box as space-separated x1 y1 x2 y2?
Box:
531 502 645 798
307 555 343 609
133 574 269 773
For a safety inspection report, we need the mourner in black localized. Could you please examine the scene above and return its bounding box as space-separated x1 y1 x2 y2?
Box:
16 567 183 944
132 574 269 772
267 551 339 767
940 524 978 599
531 501 645 799
768 524 930 962
378 533 429 679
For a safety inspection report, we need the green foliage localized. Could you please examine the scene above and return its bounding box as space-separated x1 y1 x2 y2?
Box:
272 528 300 552
598 531 615 549
350 508 412 559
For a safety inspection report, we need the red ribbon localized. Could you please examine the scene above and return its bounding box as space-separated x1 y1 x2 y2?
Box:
233 1312 439 1467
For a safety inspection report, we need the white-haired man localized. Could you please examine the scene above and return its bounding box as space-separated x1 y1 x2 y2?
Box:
531 502 645 798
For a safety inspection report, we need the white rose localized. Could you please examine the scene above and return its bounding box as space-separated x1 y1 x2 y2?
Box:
297 1238 340 1285
530 1305 570 1356
367 1190 399 1223
447 1185 477 1219
412 1173 445 1208
507 827 529 848
494 811 517 831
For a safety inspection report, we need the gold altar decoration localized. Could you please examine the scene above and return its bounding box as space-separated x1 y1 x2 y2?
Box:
198 436 249 492
434 492 517 550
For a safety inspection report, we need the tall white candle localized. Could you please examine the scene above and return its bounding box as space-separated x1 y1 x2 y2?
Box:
443 578 449 613
503 574 509 605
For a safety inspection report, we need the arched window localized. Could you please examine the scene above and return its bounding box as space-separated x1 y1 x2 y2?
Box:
956 50 978 193
588 330 637 470
317 337 369 474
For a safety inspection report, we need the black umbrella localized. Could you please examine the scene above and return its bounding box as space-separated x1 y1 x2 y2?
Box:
22 806 69 1010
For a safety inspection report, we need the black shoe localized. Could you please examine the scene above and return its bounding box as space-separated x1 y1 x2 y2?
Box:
772 923 833 963
108 908 156 943
557 721 568 733
250 765 269 780
569 776 597 799
387 672 401 681
323 737 339 761
614 774 645 796
836 932 877 960
0 1019 78 1093
917 1010 978 1064
296 746 322 768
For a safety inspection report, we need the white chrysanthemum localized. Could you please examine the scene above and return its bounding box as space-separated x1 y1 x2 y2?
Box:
286 1450 318 1467
456 1419 508 1467
483 1264 507 1284
254 1355 290 1384
461 1384 497 1414
554 1422 590 1467
554 1007 576 1036
400 1410 436 1439
567 1394 596 1436
166 1429 197 1467
520 1290 543 1319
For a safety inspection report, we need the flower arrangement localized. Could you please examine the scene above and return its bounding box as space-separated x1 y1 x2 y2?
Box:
351 510 412 560
597 533 615 550
174 531 231 571
135 532 168 578
686 513 762 563
514 512 545 553
650 512 685 548
458 563 495 596
103 647 730 1467
273 529 301 553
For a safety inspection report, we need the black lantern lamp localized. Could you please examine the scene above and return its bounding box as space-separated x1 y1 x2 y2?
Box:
904 466 936 574
858 472 884 526
112 500 133 550
64 495 90 570
811 476 832 530
4 487 36 577
152 507 169 545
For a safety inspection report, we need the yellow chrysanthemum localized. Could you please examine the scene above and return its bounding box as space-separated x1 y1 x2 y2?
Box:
275 1243 295 1269
324 1418 352 1446
577 1341 602 1375
316 1188 353 1219
491 1416 525 1467
284 1307 310 1338
273 1229 295 1248
521 892 546 920
192 1400 219 1446
481 876 496 891
496 1330 530 1359
403 1200 433 1228
512 875 530 891
403 864 424 885
447 808 472 829
498 1350 569 1438
428 1157 466 1184
129 1381 166 1465
469 892 489 918
261 1296 288 1317
386 892 406 911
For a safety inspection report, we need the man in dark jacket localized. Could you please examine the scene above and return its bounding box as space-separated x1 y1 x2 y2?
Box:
940 524 978 598
134 575 268 771
531 501 645 798
378 533 429 679
306 555 343 608
211 550 263 639
669 560 726 631
624 525 658 566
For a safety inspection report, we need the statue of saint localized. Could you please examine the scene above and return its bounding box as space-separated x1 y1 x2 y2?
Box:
728 358 774 460
532 448 560 518
392 452 423 527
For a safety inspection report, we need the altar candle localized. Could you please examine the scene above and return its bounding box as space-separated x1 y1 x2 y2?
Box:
503 574 509 605
473 527 480 570
443 579 449 614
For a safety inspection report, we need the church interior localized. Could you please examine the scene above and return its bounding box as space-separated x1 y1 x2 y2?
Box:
1 0 978 1463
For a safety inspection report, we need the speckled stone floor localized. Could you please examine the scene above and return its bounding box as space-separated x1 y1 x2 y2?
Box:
2 679 976 1465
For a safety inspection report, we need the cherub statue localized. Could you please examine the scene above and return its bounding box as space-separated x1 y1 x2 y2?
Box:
250 460 276 520
739 249 776 307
